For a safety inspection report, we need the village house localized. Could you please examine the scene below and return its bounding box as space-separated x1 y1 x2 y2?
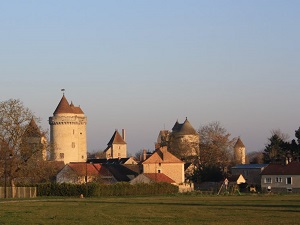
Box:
56 162 115 184
261 161 300 193
231 164 268 186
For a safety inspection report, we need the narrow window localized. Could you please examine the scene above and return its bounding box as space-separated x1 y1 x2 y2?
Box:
265 177 272 183
72 142 75 148
158 170 161 173
60 153 64 159
286 177 292 184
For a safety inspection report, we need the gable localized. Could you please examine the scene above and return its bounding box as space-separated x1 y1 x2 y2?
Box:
143 147 183 164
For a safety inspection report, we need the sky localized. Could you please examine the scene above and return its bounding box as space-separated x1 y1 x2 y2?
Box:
1 1 300 156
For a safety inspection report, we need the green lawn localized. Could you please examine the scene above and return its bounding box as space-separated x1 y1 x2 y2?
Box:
1 194 300 225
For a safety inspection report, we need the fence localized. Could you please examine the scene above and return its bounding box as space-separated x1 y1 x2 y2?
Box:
0 187 37 198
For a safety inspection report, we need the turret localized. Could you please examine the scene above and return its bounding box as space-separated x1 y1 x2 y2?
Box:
49 94 87 164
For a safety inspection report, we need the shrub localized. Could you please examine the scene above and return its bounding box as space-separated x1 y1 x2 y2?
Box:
37 182 178 197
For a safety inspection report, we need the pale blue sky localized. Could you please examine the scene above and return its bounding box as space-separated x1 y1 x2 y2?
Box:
1 1 299 155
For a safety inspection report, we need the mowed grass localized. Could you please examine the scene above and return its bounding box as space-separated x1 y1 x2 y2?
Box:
1 194 300 225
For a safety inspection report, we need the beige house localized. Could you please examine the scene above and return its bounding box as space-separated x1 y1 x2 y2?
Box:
49 95 87 164
103 129 127 159
261 161 300 193
142 146 184 184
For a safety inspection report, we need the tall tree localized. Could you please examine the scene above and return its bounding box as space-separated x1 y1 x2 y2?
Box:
198 121 236 169
263 134 285 163
0 99 49 185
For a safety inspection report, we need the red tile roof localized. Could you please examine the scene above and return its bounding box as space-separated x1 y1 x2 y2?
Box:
143 173 175 183
142 146 183 164
260 162 300 175
53 95 84 115
68 163 111 176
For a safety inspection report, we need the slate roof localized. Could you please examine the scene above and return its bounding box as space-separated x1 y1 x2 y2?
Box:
143 173 176 183
53 95 84 115
142 146 183 164
87 157 136 165
260 162 300 175
171 118 197 135
232 164 268 169
103 164 139 182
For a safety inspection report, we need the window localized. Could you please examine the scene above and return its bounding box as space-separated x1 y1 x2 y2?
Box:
158 163 161 167
72 142 75 148
158 170 161 173
265 177 272 183
275 177 282 183
60 153 64 159
286 177 292 184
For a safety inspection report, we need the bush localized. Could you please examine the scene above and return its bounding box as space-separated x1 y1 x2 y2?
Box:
36 182 179 197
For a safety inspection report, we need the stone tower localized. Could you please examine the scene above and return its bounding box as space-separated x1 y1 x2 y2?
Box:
22 118 47 161
234 137 246 164
157 118 199 160
103 129 127 159
49 94 87 164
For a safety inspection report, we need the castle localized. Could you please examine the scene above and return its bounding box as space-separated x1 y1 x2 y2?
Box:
157 118 200 160
49 94 87 164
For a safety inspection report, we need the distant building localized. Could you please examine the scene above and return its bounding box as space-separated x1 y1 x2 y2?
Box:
261 161 300 193
233 138 246 165
157 118 199 160
103 129 127 159
231 164 268 186
22 118 47 161
142 146 184 184
49 94 87 164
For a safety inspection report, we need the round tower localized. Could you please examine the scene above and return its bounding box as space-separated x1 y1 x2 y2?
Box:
234 137 246 164
49 94 87 164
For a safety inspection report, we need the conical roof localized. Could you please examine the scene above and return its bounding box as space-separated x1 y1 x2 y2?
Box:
234 137 245 148
107 130 126 145
173 118 197 135
53 95 73 114
25 118 42 137
53 95 84 115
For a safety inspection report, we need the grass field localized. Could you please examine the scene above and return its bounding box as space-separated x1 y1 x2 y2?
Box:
1 194 300 225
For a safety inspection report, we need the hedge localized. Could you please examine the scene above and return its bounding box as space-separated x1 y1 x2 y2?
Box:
36 182 179 197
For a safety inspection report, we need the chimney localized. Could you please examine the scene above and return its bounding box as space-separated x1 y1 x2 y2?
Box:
143 149 147 161
122 129 126 141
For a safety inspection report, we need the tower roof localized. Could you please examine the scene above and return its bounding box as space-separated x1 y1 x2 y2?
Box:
234 137 245 148
107 130 126 146
53 95 84 115
172 118 197 135
25 118 42 137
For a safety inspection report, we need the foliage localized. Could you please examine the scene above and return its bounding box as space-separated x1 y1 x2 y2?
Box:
36 182 179 197
263 128 300 163
0 99 51 185
198 121 236 169
247 151 264 164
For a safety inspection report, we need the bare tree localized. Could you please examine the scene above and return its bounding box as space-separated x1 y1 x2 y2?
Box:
0 99 50 185
198 121 236 169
